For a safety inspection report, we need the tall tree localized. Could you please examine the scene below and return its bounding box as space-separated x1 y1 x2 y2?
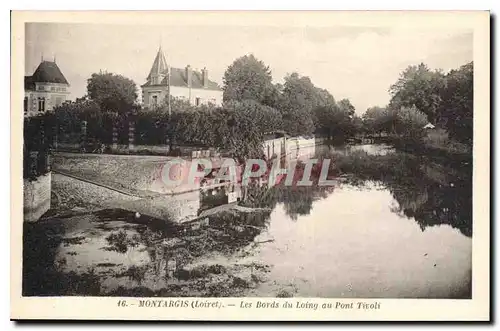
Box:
222 54 274 104
87 72 138 114
337 98 356 118
279 73 333 136
363 106 392 135
439 62 473 144
389 63 446 123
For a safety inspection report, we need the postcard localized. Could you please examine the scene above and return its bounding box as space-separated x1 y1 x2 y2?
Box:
11 10 490 321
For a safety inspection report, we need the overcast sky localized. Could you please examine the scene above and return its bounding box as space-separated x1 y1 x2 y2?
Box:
25 22 472 114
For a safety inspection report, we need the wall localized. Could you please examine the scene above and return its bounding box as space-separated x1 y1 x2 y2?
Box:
286 136 316 161
170 86 223 106
142 85 223 108
23 172 51 222
262 137 286 160
141 85 168 108
25 82 70 117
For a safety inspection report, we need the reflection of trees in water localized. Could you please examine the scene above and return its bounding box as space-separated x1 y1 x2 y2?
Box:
250 148 472 237
242 183 332 221
390 178 472 237
369 153 472 237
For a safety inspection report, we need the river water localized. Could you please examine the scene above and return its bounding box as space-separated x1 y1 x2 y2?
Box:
23 144 472 298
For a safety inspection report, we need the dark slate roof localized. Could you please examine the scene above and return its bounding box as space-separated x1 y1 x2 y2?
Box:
142 67 221 91
24 76 35 91
31 61 69 85
147 46 168 81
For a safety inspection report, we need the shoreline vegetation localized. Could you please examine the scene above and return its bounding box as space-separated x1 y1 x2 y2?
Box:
24 56 472 172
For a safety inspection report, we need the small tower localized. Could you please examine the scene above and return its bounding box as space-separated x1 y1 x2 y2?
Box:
147 45 168 85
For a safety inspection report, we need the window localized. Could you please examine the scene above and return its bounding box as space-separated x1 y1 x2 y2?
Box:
152 95 158 106
51 87 56 92
23 97 28 114
55 97 63 107
38 85 44 91
195 97 201 106
38 97 45 112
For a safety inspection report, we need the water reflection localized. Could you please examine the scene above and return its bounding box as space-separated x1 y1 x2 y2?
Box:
23 143 472 298
249 182 471 298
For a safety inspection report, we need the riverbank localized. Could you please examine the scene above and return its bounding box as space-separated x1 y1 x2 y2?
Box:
387 129 472 164
24 143 472 298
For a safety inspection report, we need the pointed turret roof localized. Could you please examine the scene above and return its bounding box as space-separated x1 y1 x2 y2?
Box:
30 60 69 85
147 46 168 81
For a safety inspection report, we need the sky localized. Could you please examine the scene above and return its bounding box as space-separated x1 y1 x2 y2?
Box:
25 22 472 115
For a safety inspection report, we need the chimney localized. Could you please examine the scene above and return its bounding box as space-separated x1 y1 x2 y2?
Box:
185 65 192 87
202 67 208 88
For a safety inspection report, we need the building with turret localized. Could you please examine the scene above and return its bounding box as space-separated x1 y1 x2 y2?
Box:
24 58 70 117
141 46 223 109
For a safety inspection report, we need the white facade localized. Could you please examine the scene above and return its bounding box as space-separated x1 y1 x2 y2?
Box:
24 82 70 117
141 47 223 109
169 86 223 106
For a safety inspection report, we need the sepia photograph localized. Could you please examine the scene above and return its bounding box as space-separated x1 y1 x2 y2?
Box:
11 10 490 321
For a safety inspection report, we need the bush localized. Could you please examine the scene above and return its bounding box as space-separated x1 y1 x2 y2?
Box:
422 128 471 155
395 106 428 140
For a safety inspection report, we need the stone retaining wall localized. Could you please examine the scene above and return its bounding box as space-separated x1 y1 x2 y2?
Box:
23 172 51 222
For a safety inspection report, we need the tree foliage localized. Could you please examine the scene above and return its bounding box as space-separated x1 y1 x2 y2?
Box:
223 54 275 105
222 55 361 141
439 62 473 143
313 103 355 141
389 63 445 123
362 106 396 135
394 106 428 139
87 72 138 114
387 61 473 144
279 73 324 136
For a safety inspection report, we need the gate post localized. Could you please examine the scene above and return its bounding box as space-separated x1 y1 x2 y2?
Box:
112 125 118 151
128 118 135 151
80 120 87 152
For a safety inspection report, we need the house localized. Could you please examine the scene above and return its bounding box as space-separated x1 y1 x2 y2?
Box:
24 58 70 117
141 46 223 109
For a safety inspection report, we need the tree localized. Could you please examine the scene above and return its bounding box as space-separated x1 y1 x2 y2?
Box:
389 63 446 122
279 73 327 136
53 99 108 142
352 115 364 135
362 106 396 135
395 106 428 139
439 62 473 144
337 98 356 118
222 100 283 159
223 54 275 104
87 72 138 114
228 100 283 134
313 103 353 142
